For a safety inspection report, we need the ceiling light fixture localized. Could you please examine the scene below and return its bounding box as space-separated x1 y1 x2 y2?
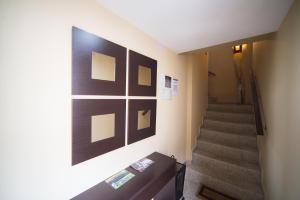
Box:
233 45 242 54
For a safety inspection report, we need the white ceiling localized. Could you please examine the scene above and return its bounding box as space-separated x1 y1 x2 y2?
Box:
96 0 294 53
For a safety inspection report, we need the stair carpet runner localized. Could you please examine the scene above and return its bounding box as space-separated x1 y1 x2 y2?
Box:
184 104 264 200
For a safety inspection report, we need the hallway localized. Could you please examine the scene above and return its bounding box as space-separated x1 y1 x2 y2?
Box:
1 1 299 199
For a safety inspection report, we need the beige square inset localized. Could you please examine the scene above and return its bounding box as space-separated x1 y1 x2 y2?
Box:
137 110 151 130
138 65 151 86
91 113 115 143
91 52 116 81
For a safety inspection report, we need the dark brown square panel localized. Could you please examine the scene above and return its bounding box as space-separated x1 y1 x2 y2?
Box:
128 99 157 144
72 99 126 165
72 26 126 95
129 50 157 96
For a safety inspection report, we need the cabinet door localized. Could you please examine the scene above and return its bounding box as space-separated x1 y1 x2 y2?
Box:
153 177 176 200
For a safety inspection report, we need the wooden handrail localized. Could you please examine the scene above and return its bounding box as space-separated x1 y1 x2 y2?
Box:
250 72 264 135
208 71 216 77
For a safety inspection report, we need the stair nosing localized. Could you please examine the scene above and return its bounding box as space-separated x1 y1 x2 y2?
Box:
190 163 263 194
204 111 255 125
208 103 253 107
207 105 254 114
204 116 255 125
200 127 257 139
204 119 256 127
193 149 260 173
206 110 255 117
198 138 258 154
207 109 254 114
203 119 257 136
186 164 264 197
199 128 258 150
208 104 254 110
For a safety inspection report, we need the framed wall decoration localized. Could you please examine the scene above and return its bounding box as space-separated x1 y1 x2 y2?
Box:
72 26 127 95
128 99 157 144
71 27 159 164
129 50 157 96
72 99 126 165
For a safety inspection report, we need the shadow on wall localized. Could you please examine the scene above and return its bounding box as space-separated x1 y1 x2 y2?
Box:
186 52 208 160
208 44 252 104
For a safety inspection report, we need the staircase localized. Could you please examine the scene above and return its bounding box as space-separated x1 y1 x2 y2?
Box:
184 104 264 200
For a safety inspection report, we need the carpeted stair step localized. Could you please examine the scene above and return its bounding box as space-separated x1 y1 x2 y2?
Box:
185 164 264 200
183 180 206 200
208 104 253 113
205 110 255 124
197 139 259 165
203 119 256 136
199 128 257 151
192 149 261 185
184 103 263 200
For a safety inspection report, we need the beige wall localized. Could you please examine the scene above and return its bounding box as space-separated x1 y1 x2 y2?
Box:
0 1 189 199
253 1 300 199
208 44 253 104
239 44 253 105
208 45 238 103
186 53 208 160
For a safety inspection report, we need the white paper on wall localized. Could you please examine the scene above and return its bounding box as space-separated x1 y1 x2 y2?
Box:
160 74 172 100
172 78 179 96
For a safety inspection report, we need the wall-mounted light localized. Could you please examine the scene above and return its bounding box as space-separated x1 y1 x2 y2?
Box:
233 45 242 54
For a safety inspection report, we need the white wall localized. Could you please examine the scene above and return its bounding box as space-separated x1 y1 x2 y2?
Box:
0 1 188 199
253 1 300 199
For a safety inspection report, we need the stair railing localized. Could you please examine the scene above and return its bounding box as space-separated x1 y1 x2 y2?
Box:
249 71 264 135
